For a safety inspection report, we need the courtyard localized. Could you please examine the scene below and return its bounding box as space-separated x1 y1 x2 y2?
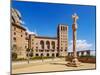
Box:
12 58 95 74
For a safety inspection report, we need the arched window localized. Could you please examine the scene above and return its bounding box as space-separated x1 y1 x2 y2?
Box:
36 54 39 56
52 53 55 57
47 53 49 57
51 41 55 49
56 53 59 57
41 53 43 57
61 26 63 30
40 40 44 49
46 41 50 49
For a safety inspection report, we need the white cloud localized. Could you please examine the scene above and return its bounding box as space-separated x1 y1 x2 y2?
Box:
20 20 25 24
26 27 36 34
68 40 92 52
22 25 37 35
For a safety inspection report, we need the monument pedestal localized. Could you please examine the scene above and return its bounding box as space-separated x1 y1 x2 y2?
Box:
71 58 80 67
67 58 80 67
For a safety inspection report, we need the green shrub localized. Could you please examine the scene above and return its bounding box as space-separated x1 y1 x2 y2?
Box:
12 52 17 60
30 56 54 60
12 58 27 61
57 56 65 58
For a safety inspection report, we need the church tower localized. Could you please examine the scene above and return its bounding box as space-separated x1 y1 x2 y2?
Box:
57 24 68 56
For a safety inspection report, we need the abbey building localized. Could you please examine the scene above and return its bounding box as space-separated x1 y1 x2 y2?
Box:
11 8 68 59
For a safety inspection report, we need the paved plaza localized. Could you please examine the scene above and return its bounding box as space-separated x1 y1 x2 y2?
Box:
12 58 95 74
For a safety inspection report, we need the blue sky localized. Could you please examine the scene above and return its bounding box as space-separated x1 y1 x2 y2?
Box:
11 1 96 50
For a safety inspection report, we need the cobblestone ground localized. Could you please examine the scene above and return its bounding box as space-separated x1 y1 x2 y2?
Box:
12 58 96 74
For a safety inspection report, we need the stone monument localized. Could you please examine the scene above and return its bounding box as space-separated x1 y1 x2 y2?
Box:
67 13 80 67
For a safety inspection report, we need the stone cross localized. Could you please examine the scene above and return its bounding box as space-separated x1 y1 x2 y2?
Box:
72 13 79 25
67 13 80 67
72 13 79 58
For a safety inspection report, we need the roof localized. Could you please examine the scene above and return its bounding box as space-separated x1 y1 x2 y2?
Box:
12 22 26 31
68 50 95 53
35 36 57 39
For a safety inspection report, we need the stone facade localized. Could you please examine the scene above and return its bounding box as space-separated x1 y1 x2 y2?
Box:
11 8 29 58
11 8 68 59
29 35 58 57
57 25 68 56
68 50 96 57
28 24 68 57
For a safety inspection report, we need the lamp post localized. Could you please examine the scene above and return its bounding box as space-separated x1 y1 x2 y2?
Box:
26 48 30 64
26 48 33 64
27 51 30 64
41 54 44 62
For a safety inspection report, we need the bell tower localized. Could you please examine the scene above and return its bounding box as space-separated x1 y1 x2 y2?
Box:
57 24 68 56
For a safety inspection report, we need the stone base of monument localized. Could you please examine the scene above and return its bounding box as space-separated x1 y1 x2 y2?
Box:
66 58 81 67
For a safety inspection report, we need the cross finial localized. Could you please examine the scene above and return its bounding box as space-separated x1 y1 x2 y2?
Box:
72 13 79 24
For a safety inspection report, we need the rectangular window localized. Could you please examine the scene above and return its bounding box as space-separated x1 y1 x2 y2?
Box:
14 32 16 35
21 30 23 32
13 37 16 42
36 47 38 49
36 50 38 52
25 46 27 48
25 32 27 36
21 35 22 37
14 27 16 31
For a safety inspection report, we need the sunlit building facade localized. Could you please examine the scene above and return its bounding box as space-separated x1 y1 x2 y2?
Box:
11 8 68 59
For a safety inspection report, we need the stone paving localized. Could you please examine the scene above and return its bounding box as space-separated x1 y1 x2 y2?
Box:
12 58 96 74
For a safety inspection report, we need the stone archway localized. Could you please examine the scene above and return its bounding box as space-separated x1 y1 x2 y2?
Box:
40 40 44 49
46 41 50 49
51 41 55 49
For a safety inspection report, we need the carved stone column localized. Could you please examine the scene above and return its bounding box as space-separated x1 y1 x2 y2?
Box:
67 13 80 67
